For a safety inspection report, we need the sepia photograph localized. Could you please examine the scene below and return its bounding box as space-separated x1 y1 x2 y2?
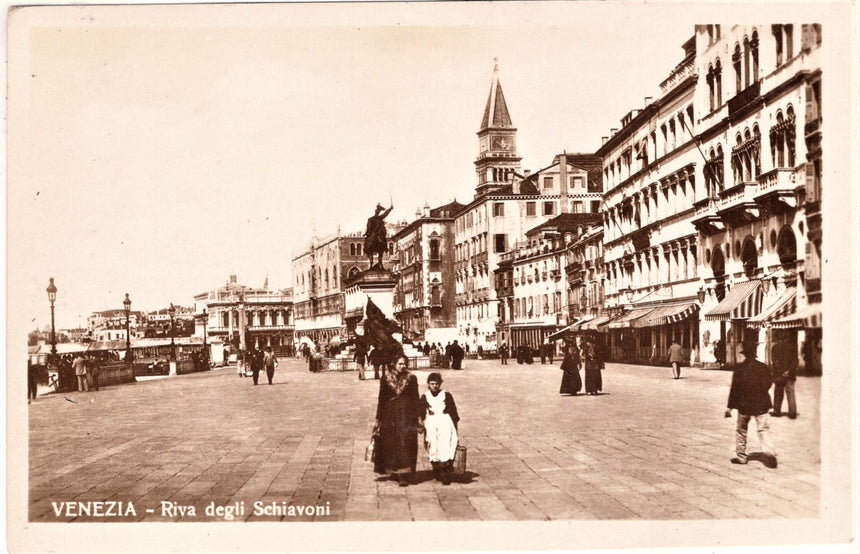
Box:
6 1 857 552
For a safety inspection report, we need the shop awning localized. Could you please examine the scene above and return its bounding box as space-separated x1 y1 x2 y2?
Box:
581 314 616 331
607 307 657 329
773 302 822 329
747 287 797 328
704 280 763 321
632 303 700 328
547 320 579 341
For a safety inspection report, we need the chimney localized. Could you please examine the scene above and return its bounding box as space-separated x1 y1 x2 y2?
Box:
644 96 653 106
558 152 569 214
423 202 430 218
229 275 237 284
602 136 608 144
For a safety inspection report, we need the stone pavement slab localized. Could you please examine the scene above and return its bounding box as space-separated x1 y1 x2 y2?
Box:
28 358 820 521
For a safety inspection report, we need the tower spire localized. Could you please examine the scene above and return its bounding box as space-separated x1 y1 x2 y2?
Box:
475 59 520 196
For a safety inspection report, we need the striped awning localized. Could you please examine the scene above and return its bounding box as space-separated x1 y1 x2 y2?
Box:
607 307 657 329
632 303 700 328
773 302 822 329
581 314 616 331
547 319 583 341
747 287 797 328
704 280 763 321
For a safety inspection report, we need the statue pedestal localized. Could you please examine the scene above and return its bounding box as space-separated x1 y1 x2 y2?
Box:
344 267 397 337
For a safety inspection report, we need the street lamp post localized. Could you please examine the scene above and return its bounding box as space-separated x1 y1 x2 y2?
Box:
123 293 132 357
46 278 58 356
201 308 208 366
168 302 176 361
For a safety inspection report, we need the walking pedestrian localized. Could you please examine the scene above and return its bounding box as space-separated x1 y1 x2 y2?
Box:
250 346 263 385
449 340 465 370
72 354 88 392
372 356 420 487
368 347 383 379
88 356 100 391
547 338 555 364
419 372 460 485
583 338 604 395
354 343 368 380
499 341 509 365
441 342 451 369
28 359 38 401
725 334 778 468
668 339 684 379
540 338 547 364
770 333 798 419
263 346 278 385
559 341 582 395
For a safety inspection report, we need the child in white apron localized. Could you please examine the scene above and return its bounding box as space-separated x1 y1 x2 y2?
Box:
419 372 460 485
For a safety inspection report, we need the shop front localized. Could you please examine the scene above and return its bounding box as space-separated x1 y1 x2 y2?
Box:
702 280 764 365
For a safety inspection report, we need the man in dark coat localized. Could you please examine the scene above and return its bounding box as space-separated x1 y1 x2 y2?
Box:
499 342 509 365
770 334 798 418
725 335 777 468
449 340 465 370
668 339 685 379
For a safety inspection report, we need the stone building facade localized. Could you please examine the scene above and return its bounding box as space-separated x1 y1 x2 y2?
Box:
454 61 603 352
194 275 294 353
291 227 399 346
597 34 703 364
692 24 822 372
391 201 463 341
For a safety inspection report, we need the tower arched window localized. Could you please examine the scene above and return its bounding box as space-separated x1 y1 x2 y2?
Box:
350 244 356 256
743 37 751 88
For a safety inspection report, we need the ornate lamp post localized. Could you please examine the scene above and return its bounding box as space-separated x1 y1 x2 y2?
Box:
201 308 208 365
696 286 707 303
46 278 58 356
624 285 634 304
168 302 176 360
123 293 132 356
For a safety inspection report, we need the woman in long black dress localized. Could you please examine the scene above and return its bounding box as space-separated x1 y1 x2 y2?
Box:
583 339 604 395
559 341 582 395
372 356 421 486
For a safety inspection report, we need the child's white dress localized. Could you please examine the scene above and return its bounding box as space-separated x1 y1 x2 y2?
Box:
422 390 459 462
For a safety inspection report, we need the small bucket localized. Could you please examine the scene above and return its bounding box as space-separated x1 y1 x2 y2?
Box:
452 445 467 476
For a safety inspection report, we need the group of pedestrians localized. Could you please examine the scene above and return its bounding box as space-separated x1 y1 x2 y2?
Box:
413 341 466 370
558 337 605 396
71 353 100 392
246 346 278 385
371 357 461 487
724 331 800 469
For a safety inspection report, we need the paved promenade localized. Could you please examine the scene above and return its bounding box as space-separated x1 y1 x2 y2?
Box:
28 357 820 522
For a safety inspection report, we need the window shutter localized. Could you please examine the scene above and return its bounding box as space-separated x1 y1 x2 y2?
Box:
805 163 818 203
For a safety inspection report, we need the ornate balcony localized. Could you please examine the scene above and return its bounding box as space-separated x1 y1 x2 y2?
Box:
717 182 760 226
754 167 802 212
691 197 725 235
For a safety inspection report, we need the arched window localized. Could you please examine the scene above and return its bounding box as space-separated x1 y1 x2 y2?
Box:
786 106 797 166
356 243 362 256
350 244 356 256
733 44 742 92
751 30 760 82
429 238 440 261
752 125 761 178
776 226 798 265
715 59 723 102
711 246 727 301
743 37 751 88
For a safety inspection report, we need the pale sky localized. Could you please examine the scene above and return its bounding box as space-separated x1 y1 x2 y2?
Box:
7 2 831 331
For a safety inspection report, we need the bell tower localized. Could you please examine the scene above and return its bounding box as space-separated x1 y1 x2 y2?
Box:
475 58 521 197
